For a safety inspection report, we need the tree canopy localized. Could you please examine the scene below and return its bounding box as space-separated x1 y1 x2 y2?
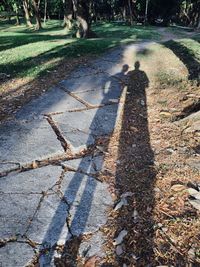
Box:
1 0 200 35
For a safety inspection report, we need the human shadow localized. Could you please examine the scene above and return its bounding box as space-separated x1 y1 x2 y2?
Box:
38 65 129 266
114 61 156 266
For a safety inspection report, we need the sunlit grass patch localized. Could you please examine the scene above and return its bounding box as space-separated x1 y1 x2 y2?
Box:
0 20 161 82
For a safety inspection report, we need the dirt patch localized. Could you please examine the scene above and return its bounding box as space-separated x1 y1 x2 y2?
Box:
98 43 200 266
101 82 200 266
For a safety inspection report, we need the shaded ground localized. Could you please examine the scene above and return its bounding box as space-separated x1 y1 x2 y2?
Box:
0 20 160 123
0 26 200 267
102 39 200 266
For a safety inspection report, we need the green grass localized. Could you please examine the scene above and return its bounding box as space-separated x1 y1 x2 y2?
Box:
0 19 160 81
177 38 200 62
164 38 200 84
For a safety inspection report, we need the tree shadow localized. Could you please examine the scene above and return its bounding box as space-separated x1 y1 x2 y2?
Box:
165 40 200 85
0 33 69 53
0 36 124 87
114 61 156 266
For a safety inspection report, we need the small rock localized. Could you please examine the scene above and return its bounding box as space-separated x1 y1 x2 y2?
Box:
56 240 64 246
121 192 134 198
187 182 200 192
160 111 171 117
114 230 128 246
178 147 190 154
131 253 139 260
114 198 128 211
116 245 123 256
96 146 105 152
162 227 168 233
165 148 175 155
188 199 200 211
140 100 145 106
188 188 200 200
154 187 161 193
132 209 139 221
130 126 138 132
188 248 196 260
170 184 186 192
187 159 200 171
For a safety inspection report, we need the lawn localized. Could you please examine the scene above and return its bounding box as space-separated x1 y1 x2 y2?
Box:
0 19 160 81
164 37 200 83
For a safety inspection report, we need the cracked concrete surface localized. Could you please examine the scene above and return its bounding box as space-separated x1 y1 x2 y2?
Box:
0 42 141 266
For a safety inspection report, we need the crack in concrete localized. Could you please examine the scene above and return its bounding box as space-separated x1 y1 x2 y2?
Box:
61 165 103 183
59 85 92 108
0 144 97 178
65 101 118 113
0 48 126 265
25 253 39 267
49 168 67 192
24 192 47 236
0 236 17 248
65 88 99 94
43 101 119 117
0 236 41 267
0 161 20 166
0 153 65 178
53 188 74 237
0 235 41 251
46 115 73 153
0 191 44 195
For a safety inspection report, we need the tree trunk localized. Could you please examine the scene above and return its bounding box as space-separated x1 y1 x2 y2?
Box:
144 0 149 24
63 0 94 38
197 20 200 30
77 1 91 38
123 6 126 22
31 0 42 30
15 5 20 25
15 12 20 25
128 0 134 25
44 0 47 25
63 0 73 29
23 0 32 27
76 15 89 38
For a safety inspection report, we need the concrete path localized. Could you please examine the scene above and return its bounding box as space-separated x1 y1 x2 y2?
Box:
0 28 189 265
0 42 137 267
2 30 186 265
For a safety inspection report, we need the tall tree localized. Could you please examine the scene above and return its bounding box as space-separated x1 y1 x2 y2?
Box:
43 0 47 24
23 0 33 27
63 0 73 29
31 0 42 30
